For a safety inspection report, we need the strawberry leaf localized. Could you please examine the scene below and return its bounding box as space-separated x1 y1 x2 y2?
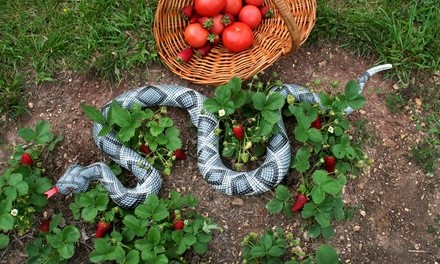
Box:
193 241 208 254
182 234 197 246
315 211 331 228
0 234 9 250
312 170 329 186
81 207 98 222
110 102 132 128
215 84 232 105
294 125 308 143
147 227 161 245
90 239 115 263
0 213 14 231
344 80 360 100
274 185 291 201
81 103 106 125
265 92 284 110
291 147 311 172
311 186 325 204
316 244 340 264
251 92 266 110
266 199 283 214
321 226 335 240
126 250 140 264
301 203 316 218
256 119 274 137
261 109 279 124
18 127 37 142
203 98 221 113
307 128 322 142
307 224 322 239
123 215 147 236
321 180 342 195
35 120 51 142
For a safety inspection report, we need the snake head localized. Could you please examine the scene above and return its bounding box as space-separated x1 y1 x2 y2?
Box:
56 164 90 194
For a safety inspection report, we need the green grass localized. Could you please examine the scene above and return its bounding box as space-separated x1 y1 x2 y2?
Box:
310 0 440 82
0 0 158 119
310 0 439 173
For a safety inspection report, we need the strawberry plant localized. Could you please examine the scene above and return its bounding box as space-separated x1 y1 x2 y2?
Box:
69 184 113 222
0 120 62 250
241 227 340 263
267 80 373 240
81 103 184 175
26 213 80 263
203 75 284 170
87 191 220 263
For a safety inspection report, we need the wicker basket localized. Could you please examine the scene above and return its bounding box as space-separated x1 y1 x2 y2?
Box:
154 0 316 85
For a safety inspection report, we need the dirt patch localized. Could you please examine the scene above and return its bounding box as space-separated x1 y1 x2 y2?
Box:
1 43 438 263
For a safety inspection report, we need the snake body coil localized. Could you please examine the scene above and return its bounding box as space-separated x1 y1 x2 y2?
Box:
56 65 392 208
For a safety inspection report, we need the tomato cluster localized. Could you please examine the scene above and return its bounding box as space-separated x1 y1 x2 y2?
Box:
176 0 274 64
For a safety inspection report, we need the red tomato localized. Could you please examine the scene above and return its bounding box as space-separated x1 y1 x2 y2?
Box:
195 0 227 17
244 0 265 6
184 23 209 48
222 22 254 53
223 0 243 16
238 5 262 29
210 14 226 35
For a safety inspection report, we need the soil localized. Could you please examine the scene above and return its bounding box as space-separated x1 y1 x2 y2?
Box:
0 43 439 264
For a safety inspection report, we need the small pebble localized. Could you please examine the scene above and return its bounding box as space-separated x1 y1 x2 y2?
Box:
353 225 361 232
231 198 244 206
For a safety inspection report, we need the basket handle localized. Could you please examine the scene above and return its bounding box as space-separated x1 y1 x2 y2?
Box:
272 0 302 53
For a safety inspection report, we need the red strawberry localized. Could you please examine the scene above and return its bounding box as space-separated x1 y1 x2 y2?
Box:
198 17 213 30
324 156 336 173
181 5 193 20
20 152 33 166
173 149 186 160
310 117 322 129
173 220 185 230
291 193 309 212
207 33 220 45
139 143 152 155
221 13 235 26
232 125 245 141
195 44 212 57
210 14 225 35
260 6 274 18
96 221 112 238
176 48 194 64
39 218 51 232
189 13 201 24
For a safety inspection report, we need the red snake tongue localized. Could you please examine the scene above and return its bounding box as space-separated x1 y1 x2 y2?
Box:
44 186 59 199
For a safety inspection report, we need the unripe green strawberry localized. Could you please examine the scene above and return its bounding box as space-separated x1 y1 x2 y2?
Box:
244 141 252 150
241 153 250 163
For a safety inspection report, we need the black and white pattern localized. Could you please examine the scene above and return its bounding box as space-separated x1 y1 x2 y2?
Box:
56 64 392 208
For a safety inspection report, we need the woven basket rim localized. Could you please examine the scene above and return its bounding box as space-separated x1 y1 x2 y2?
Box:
154 0 316 85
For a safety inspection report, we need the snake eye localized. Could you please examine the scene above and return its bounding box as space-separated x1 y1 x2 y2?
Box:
67 187 74 192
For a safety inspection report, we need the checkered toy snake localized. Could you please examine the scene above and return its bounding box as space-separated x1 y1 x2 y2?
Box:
52 64 392 208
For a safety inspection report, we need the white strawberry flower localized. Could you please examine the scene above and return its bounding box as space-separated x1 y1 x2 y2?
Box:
218 109 226 117
328 126 334 134
10 209 18 217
